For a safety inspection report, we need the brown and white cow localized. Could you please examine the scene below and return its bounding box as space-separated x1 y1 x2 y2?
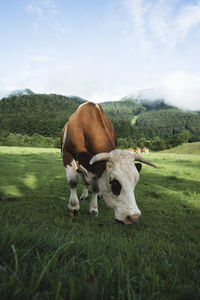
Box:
136 147 141 154
127 147 134 153
61 102 157 225
142 148 149 154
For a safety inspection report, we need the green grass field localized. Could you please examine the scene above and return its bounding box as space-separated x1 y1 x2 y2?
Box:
0 146 200 300
161 142 200 154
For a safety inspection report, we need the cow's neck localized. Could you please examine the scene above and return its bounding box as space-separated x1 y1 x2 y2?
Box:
86 135 116 155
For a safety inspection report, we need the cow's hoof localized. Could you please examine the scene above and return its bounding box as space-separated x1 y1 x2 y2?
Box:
69 209 79 217
89 209 99 216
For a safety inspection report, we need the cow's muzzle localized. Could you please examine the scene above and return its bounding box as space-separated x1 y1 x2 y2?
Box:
115 214 140 225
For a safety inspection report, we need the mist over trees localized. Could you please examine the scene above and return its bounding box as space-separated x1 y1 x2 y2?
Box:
0 93 199 150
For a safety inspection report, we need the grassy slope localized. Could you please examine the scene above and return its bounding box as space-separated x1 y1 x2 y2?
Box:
161 142 200 154
0 147 200 300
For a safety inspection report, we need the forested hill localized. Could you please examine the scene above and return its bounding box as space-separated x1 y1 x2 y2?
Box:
0 94 85 138
0 92 200 150
135 109 200 141
101 98 174 120
101 98 200 148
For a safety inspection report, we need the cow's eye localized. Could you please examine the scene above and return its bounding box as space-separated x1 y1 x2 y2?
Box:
109 178 121 196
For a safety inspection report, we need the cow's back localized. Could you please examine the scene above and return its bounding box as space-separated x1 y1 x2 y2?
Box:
62 102 117 158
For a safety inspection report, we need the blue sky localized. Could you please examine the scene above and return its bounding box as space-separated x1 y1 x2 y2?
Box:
1 0 200 110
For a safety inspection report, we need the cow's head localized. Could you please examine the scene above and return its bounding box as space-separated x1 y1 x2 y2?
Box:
78 149 157 225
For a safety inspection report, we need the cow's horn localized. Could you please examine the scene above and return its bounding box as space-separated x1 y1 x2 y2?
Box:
134 154 157 168
90 152 110 165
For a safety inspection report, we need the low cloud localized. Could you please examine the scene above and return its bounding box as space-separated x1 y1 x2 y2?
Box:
1 60 200 112
158 71 200 111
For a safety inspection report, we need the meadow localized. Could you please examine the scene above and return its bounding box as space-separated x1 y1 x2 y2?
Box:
161 142 200 154
0 146 200 300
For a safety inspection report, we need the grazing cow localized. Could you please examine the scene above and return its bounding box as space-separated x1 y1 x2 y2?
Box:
61 102 157 225
142 148 149 154
136 147 141 154
127 147 134 153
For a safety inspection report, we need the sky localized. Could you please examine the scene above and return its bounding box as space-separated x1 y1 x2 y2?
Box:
0 0 200 110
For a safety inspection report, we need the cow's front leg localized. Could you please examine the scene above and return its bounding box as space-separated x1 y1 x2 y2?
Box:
89 178 99 215
65 160 80 216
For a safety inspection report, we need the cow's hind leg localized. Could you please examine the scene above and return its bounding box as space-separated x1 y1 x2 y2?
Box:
80 185 89 200
65 160 80 216
79 172 89 200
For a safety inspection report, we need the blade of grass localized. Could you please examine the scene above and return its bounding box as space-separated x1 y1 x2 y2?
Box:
33 238 74 293
11 244 18 274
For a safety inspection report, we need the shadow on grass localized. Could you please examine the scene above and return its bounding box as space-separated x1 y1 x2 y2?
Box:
1 151 200 229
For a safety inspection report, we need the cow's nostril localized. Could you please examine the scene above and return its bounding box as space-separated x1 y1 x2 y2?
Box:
125 214 140 224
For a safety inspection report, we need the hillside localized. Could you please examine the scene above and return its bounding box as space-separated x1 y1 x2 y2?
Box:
101 98 173 120
0 92 200 150
160 142 200 154
0 94 85 138
135 109 200 141
101 98 200 147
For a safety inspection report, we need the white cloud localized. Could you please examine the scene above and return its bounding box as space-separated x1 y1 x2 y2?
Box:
1 57 200 111
0 55 56 98
1 0 200 112
0 88 9 100
26 0 69 37
158 71 200 110
29 55 54 63
126 0 200 48
126 0 149 48
176 1 200 40
26 0 59 19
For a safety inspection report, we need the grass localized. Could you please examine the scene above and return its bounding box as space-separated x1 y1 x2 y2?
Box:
0 146 200 300
161 142 200 154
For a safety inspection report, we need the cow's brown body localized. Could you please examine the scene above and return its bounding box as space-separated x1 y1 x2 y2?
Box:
61 102 117 166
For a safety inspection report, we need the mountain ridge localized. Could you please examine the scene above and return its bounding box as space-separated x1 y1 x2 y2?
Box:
7 88 34 97
2 88 199 113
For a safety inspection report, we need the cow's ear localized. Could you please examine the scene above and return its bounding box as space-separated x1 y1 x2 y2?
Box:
77 152 93 170
135 163 142 173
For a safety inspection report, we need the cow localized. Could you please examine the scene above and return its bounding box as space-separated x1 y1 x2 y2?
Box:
142 147 149 154
136 147 141 154
61 102 157 225
127 147 134 153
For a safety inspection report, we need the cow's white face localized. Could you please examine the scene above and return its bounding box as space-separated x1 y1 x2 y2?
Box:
95 150 142 224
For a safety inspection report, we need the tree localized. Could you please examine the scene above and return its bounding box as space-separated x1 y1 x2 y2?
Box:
151 136 166 151
177 130 190 145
